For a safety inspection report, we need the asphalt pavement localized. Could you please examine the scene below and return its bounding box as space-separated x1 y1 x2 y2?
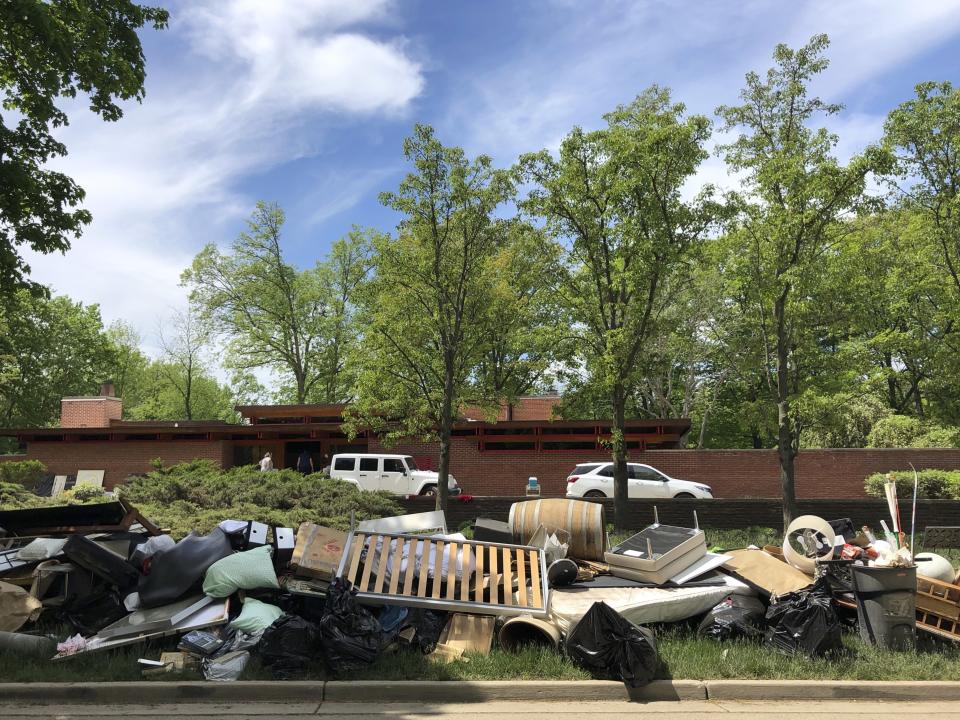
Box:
4 700 960 719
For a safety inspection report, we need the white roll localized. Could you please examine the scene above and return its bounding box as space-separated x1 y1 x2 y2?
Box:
782 515 836 574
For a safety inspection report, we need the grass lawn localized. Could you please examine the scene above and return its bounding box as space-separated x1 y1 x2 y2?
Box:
4 526 960 683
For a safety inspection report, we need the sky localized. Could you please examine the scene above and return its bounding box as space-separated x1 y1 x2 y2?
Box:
22 0 960 356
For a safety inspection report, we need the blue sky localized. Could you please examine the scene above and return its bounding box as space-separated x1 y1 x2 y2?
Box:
24 0 960 355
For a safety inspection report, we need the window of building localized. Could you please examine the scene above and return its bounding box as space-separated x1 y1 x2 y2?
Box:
359 458 379 472
333 457 355 471
383 458 405 473
542 440 596 451
482 441 536 451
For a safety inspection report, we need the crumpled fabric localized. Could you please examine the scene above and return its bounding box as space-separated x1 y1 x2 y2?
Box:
0 580 42 632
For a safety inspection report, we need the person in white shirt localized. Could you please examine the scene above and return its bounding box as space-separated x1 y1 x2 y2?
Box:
259 451 273 472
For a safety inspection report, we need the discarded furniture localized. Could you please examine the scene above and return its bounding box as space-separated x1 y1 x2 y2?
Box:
358 510 447 535
0 501 161 537
337 530 549 617
605 509 707 585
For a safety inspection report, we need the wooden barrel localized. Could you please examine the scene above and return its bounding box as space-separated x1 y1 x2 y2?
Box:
508 498 606 561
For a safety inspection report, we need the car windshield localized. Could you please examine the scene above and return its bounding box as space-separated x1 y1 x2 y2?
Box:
404 456 419 471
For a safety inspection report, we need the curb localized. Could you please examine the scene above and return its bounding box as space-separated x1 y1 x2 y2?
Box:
2 679 960 704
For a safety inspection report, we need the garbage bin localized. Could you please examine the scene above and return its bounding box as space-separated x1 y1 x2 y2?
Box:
851 565 916 650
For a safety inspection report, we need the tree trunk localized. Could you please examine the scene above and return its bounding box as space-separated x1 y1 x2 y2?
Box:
436 359 455 514
775 291 797 529
612 381 630 530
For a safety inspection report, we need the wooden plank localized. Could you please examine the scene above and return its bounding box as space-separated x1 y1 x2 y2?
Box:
347 534 364 586
358 534 375 592
417 539 430 598
474 543 484 601
502 546 512 606
517 548 528 607
373 535 390 594
403 539 418 597
459 546 471 602
528 549 542 609
389 538 404 595
446 542 458 600
432 541 445 599
490 547 499 605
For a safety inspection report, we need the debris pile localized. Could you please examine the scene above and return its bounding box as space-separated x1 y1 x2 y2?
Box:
1 476 959 682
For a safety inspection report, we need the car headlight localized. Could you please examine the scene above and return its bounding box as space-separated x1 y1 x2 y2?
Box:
696 485 712 494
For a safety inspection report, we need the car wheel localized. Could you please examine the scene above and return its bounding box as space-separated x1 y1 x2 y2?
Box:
584 490 607 498
674 492 695 499
420 484 438 497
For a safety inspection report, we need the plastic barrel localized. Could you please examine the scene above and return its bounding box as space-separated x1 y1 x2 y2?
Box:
851 565 917 650
498 616 562 652
508 499 605 561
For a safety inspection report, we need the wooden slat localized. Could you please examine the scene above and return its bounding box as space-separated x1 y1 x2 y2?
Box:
446 542 458 600
502 546 512 606
490 546 499 605
389 538 404 595
517 548 528 607
373 535 391 594
460 547 471 601
528 549 542 608
417 538 430 598
474 543 484 601
358 534 375 592
403 539 418 597
347 534 364 586
432 541 445 599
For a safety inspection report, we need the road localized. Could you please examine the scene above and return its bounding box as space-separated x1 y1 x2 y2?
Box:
3 700 960 719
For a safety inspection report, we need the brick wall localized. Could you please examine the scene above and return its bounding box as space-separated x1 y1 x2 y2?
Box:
60 398 123 428
25 439 228 491
399 496 960 533
371 436 960 499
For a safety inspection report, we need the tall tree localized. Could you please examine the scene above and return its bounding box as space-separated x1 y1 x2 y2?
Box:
519 87 712 529
884 81 960 300
346 125 514 512
715 35 887 526
156 307 212 420
105 320 149 410
0 290 115 427
0 0 168 295
183 203 372 404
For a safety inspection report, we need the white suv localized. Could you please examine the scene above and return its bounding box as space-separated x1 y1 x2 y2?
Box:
329 453 460 497
565 462 712 499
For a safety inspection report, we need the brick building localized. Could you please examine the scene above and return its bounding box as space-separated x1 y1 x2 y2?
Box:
3 386 959 498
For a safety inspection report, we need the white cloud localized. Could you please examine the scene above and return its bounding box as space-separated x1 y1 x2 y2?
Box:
25 0 423 353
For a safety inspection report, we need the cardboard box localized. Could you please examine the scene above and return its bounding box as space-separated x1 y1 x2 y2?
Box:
290 523 348 580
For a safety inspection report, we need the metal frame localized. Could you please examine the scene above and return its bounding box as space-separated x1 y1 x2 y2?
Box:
336 527 550 617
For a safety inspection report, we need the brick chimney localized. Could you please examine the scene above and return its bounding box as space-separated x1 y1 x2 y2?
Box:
60 381 123 428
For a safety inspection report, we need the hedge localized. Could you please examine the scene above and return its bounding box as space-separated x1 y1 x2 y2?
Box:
865 469 960 500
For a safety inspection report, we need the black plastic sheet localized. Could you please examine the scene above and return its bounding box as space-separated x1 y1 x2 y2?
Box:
764 578 842 657
565 601 659 686
698 594 766 641
137 529 233 609
319 578 382 671
259 613 320 679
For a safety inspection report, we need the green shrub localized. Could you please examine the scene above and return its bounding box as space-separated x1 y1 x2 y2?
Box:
119 460 403 538
0 459 46 489
867 415 960 448
864 469 960 499
0 481 48 509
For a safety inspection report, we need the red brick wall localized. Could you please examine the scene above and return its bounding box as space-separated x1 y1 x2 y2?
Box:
60 398 123 428
25 440 228 491
461 396 561 422
368 436 960 498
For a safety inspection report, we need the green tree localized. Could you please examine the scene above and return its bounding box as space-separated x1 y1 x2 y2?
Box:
0 290 115 427
125 360 236 422
105 320 150 411
346 125 515 512
884 81 960 299
715 35 888 526
519 87 712 529
0 0 168 294
183 203 373 404
155 307 213 421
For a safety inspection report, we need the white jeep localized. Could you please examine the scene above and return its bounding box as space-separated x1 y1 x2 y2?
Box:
328 453 460 497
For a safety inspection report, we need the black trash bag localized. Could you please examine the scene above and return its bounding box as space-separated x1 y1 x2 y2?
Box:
764 578 842 658
319 578 383 671
698 594 766 642
565 601 659 687
259 613 320 679
399 608 448 654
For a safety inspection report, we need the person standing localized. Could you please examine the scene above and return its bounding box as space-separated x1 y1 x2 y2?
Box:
296 449 314 475
259 451 273 472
